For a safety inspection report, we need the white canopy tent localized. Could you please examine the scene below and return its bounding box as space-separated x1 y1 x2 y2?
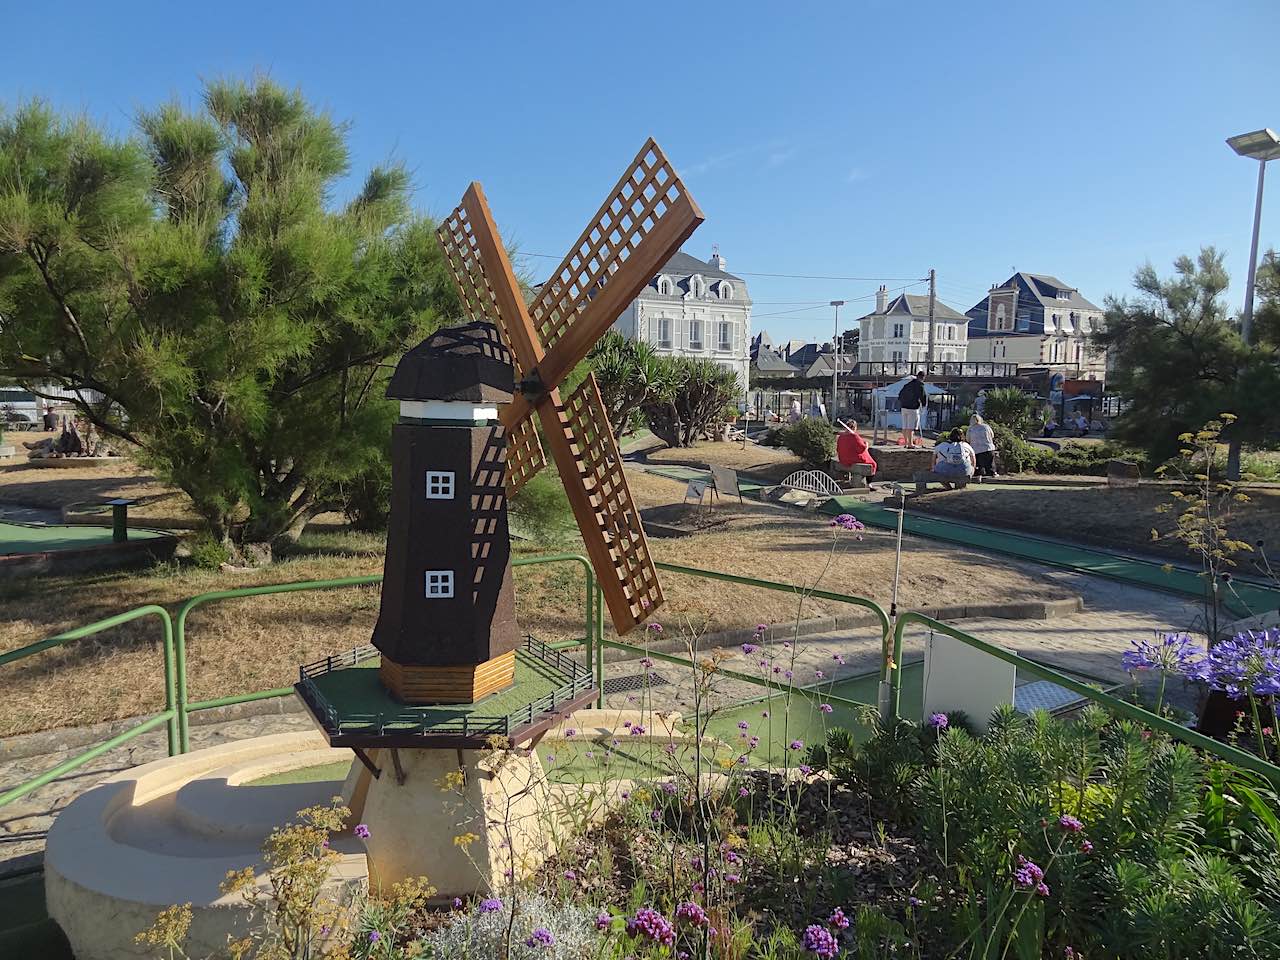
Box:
871 377 952 432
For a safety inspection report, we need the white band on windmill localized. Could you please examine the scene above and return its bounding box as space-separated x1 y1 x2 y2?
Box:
399 399 500 423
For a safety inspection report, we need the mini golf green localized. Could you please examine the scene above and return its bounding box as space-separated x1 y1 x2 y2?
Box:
0 520 168 555
642 465 1280 616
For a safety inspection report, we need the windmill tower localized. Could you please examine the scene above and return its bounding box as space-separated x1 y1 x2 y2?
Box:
293 139 703 893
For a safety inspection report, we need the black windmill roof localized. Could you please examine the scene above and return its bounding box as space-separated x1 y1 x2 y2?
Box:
386 321 515 403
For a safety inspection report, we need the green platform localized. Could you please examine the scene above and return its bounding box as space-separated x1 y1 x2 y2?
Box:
0 520 168 555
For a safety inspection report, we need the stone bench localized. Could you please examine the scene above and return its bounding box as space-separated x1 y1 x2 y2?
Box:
913 470 970 493
829 461 875 490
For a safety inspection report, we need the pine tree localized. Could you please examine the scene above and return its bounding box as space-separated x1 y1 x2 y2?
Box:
1096 248 1278 465
0 80 459 553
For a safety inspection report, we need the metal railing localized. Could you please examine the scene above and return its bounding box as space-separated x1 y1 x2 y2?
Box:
887 612 1280 782
0 605 175 807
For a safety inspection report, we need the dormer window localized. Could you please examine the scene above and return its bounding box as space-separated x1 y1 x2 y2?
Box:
690 274 705 297
656 276 674 296
1057 289 1072 300
720 281 733 300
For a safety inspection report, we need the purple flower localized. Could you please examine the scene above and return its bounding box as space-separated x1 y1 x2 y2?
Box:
724 873 741 884
525 927 555 949
908 896 924 907
799 764 813 775
1079 839 1094 854
1013 856 1048 896
803 923 840 957
1058 814 1084 833
815 669 826 680
563 869 577 880
1203 629 1280 698
828 906 850 929
675 901 709 927
630 724 646 736
647 623 663 634
761 710 770 719
452 897 462 909
831 513 865 533
756 623 769 632
479 897 503 914
820 703 834 714
742 642 759 654
833 653 846 665
927 713 949 730
564 728 577 738
368 930 381 943
662 781 677 794
353 823 371 840
650 809 661 822
789 739 804 751
749 736 760 748
1122 631 1208 680
595 911 611 931
738 786 750 798
639 657 654 668
626 907 676 947
738 720 750 730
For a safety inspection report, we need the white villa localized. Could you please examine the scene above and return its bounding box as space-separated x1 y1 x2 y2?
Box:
855 285 969 365
610 248 752 388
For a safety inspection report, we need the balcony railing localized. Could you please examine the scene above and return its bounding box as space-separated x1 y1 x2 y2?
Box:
853 361 1021 380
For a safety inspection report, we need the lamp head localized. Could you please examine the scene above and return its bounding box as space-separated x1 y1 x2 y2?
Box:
1226 129 1280 161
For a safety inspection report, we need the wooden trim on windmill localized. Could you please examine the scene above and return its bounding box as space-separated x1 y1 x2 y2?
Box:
372 321 522 704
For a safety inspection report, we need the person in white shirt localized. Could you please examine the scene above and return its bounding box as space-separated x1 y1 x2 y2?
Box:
967 414 997 479
932 428 976 488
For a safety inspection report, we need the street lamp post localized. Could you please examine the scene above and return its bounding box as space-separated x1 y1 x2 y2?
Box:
1224 128 1280 479
830 300 845 420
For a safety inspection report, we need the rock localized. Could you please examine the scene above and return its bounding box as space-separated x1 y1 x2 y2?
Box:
1107 459 1140 487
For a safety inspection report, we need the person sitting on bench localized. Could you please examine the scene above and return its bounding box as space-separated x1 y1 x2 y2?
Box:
932 428 975 489
835 419 877 490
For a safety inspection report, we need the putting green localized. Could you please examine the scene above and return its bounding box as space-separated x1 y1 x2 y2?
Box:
642 465 1279 616
0 520 168 556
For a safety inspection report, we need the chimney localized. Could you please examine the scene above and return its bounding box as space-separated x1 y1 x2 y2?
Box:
875 284 888 314
709 243 726 272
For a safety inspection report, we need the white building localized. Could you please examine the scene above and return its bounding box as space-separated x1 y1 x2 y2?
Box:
964 272 1107 379
611 249 752 388
856 285 970 365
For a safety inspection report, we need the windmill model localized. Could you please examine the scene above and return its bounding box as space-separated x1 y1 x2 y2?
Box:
294 139 703 893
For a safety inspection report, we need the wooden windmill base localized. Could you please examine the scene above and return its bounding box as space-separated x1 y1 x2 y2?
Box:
379 650 517 705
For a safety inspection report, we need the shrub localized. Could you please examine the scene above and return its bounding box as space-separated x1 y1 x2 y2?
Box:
641 356 739 447
990 422 1047 474
187 535 230 569
420 892 597 959
982 387 1038 436
779 418 835 466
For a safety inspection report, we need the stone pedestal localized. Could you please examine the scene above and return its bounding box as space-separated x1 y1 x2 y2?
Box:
357 747 554 895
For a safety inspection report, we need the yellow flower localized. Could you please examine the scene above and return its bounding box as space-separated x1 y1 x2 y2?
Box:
438 770 466 792
453 832 479 849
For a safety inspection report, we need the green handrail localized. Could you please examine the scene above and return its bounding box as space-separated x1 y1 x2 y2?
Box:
0 605 176 808
888 612 1280 783
173 554 595 752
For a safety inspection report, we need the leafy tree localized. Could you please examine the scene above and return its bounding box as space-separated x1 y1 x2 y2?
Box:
0 82 459 553
641 356 738 447
1096 248 1279 465
589 330 666 438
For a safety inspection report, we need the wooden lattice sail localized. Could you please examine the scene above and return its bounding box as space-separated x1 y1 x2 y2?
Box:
436 138 703 633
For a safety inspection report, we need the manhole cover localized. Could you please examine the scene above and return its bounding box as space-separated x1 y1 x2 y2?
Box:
602 672 671 695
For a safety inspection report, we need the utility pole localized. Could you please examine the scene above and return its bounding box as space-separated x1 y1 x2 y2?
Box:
925 268 937 374
830 300 845 420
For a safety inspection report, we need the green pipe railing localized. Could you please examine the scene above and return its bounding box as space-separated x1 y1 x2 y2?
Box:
0 605 175 808
888 612 1280 783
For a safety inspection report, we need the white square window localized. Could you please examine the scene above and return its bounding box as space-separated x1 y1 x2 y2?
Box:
425 471 455 500
425 570 454 598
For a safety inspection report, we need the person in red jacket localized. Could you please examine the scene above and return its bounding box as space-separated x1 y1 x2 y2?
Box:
835 420 877 488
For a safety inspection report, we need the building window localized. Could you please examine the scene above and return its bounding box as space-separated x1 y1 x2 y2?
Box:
657 317 672 348
893 323 904 338
892 349 904 361
689 318 702 349
425 471 455 500
717 320 732 351
657 276 673 295
690 274 705 297
1058 289 1071 300
720 282 733 300
425 570 454 598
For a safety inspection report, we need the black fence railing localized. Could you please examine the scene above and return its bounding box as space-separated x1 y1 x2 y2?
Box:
853 361 1021 380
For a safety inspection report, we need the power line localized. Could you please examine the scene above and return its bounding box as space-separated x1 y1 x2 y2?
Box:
514 251 924 283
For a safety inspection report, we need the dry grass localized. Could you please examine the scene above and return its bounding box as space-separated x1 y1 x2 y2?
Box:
1 458 1077 739
1 436 196 522
911 484 1280 564
636 436 808 484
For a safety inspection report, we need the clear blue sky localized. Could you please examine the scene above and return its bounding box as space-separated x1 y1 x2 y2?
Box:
6 0 1278 341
